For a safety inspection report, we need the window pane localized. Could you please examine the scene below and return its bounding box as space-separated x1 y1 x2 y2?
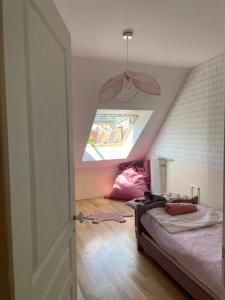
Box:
88 114 138 146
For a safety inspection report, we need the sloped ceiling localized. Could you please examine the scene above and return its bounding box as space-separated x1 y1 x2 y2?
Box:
53 0 225 170
72 57 188 169
54 0 225 67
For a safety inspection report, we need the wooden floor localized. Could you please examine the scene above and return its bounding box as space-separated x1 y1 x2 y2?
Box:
75 198 192 300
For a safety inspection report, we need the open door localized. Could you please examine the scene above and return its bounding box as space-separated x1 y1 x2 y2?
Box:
223 87 225 300
2 0 76 299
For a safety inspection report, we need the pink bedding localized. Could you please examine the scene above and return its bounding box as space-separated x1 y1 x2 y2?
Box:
141 213 222 297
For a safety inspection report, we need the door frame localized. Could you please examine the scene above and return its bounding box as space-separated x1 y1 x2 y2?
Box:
0 0 14 299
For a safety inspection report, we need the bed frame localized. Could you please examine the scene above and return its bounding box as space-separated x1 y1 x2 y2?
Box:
135 203 219 300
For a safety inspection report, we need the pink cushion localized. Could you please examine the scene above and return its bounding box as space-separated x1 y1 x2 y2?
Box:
105 162 150 200
165 203 197 216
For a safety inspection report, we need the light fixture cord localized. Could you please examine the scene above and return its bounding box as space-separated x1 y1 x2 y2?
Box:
126 36 128 71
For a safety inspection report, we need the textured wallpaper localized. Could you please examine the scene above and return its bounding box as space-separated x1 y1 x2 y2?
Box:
151 53 225 170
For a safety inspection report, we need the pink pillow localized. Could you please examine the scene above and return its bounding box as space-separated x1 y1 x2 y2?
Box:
165 202 197 216
105 167 148 201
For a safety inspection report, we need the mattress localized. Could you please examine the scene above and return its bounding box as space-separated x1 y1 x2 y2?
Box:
140 213 222 297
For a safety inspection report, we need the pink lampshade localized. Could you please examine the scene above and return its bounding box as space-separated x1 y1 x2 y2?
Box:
125 71 161 95
99 71 161 103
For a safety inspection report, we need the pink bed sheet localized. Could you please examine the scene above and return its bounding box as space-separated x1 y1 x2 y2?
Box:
141 213 222 297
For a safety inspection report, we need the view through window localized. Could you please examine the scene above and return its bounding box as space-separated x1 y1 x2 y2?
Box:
87 114 138 146
82 109 154 161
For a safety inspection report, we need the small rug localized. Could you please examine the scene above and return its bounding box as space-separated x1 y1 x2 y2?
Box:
85 209 133 224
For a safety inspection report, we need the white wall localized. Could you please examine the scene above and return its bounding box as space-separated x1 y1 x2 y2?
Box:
166 161 223 209
72 57 188 199
149 52 225 209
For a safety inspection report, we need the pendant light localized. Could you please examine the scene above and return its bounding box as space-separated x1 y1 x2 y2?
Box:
99 30 161 103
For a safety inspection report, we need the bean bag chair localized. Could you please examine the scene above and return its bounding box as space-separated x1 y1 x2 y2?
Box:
105 160 150 201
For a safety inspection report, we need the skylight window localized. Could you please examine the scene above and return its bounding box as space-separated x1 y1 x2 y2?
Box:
82 109 153 161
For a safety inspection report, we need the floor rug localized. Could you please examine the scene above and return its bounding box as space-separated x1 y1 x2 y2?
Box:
85 209 133 224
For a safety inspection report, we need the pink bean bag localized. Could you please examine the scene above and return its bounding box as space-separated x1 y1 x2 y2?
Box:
105 160 150 201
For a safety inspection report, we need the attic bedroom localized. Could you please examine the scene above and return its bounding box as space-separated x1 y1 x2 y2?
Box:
0 0 225 300
51 1 225 299
3 1 224 300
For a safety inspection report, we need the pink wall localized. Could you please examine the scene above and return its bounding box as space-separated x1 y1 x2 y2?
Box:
75 166 118 200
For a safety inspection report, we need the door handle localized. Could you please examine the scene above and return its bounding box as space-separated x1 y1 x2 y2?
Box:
73 212 85 223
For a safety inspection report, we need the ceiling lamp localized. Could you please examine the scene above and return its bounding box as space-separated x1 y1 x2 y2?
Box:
99 30 161 103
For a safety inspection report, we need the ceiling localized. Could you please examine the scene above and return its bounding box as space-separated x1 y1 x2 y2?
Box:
54 0 225 67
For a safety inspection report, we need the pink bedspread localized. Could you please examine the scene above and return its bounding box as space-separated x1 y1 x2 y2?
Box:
141 213 222 297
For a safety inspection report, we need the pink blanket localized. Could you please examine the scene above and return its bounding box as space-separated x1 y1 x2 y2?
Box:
141 214 222 297
147 205 222 233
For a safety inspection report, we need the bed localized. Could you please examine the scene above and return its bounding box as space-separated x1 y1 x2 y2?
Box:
135 203 222 300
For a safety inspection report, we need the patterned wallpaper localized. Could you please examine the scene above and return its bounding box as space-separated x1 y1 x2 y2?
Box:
150 53 225 170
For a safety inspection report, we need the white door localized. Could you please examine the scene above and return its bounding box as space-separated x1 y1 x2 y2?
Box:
222 171 224 299
3 0 76 299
